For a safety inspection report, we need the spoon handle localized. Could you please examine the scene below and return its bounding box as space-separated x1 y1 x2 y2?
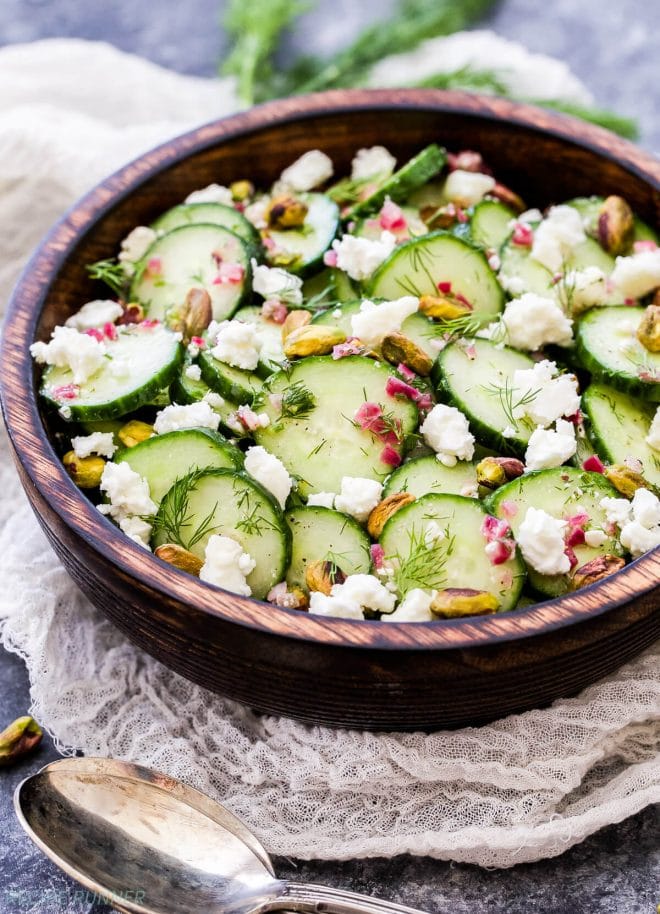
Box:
270 881 431 914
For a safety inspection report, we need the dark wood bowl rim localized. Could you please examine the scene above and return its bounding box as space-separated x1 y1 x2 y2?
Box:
2 88 659 653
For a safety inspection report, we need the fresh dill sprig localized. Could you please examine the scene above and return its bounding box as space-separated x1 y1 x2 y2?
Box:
528 99 638 140
423 312 492 340
86 259 127 297
151 467 219 550
376 405 405 443
415 66 509 94
280 380 317 419
482 378 541 428
304 283 340 310
391 524 453 596
236 504 278 537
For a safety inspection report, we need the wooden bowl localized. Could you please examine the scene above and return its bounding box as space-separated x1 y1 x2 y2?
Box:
2 90 659 731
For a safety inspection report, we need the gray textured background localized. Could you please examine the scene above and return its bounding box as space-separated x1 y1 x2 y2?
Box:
0 1 658 912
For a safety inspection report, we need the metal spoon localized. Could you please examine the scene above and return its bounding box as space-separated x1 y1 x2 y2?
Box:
15 757 431 914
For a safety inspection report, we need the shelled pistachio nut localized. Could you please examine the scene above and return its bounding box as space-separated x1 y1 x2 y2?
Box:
636 304 660 353
63 451 105 488
419 294 471 320
0 716 43 766
154 543 204 576
284 325 346 358
381 332 433 376
281 309 312 341
571 554 626 590
266 194 308 229
430 588 499 618
604 464 648 498
118 420 154 448
305 559 346 595
230 179 254 202
476 456 525 490
367 493 415 539
597 195 635 256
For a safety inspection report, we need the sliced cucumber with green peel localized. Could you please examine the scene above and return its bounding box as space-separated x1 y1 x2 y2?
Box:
486 467 622 598
263 193 339 277
469 199 516 250
115 428 243 505
368 232 505 320
567 196 659 245
346 145 447 219
379 493 525 612
399 311 448 361
151 202 260 248
433 338 536 455
232 305 286 376
383 454 478 498
312 300 361 335
130 224 251 324
582 382 660 487
302 267 358 308
253 356 418 496
40 324 183 421
152 468 290 599
285 506 371 593
198 332 265 405
169 359 248 438
352 206 428 243
576 306 660 401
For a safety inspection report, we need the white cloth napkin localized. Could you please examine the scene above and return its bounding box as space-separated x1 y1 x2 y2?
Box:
0 36 658 869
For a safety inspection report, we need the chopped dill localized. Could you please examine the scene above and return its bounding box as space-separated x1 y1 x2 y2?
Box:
86 258 127 297
151 466 219 550
482 377 541 429
280 380 317 419
390 524 453 596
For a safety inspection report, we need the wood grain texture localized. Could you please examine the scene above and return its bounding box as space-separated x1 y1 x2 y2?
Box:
1 89 658 729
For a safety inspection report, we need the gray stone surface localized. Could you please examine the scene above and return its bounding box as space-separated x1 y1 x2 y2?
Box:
0 2 658 912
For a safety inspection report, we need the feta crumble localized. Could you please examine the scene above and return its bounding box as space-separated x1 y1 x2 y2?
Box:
118 225 157 272
501 292 573 350
199 534 256 596
309 573 396 620
331 231 397 281
30 325 106 384
517 507 570 576
646 408 660 452
524 419 576 471
584 528 608 548
498 273 527 297
184 183 234 205
71 432 117 460
118 515 153 550
307 492 336 509
530 205 586 273
243 197 269 230
203 391 225 409
511 360 580 427
334 477 383 523
65 299 123 330
351 146 397 181
381 588 436 622
443 170 495 207
184 363 202 381
420 404 475 467
153 401 220 435
602 488 660 557
350 295 419 347
210 320 262 370
610 249 660 300
251 260 303 306
280 150 334 192
244 446 292 509
98 462 157 546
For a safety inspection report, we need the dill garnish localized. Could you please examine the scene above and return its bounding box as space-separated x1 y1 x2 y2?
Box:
151 467 219 550
86 259 127 297
390 525 453 596
482 377 541 429
280 380 317 419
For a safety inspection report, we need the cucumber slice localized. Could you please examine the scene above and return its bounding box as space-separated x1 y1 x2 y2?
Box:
399 311 448 361
486 467 622 598
302 267 358 307
469 199 516 250
379 493 525 612
198 332 264 405
312 300 362 335
285 506 371 593
232 305 286 376
499 232 615 298
115 428 243 505
169 359 248 438
263 193 339 277
151 202 261 248
383 454 478 498
252 356 418 496
368 232 504 320
567 196 659 245
575 306 660 401
433 338 536 455
346 145 447 219
582 382 660 487
352 206 428 243
152 468 290 599
40 324 183 421
130 224 251 324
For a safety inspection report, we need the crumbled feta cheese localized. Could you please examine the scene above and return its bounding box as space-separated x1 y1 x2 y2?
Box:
498 273 527 297
517 507 570 576
334 477 383 523
424 520 446 545
600 496 633 528
443 170 495 207
584 528 608 548
30 325 106 384
518 208 543 224
502 425 517 439
382 588 436 622
460 483 480 498
98 461 157 523
629 487 660 529
119 515 153 549
199 534 256 596
203 391 225 409
309 573 396 619
601 488 660 557
244 446 292 509
350 296 419 347
420 404 475 467
524 419 576 470
236 405 270 431
511 360 580 427
251 260 303 306
71 432 117 459
351 146 397 181
185 363 202 381
65 299 123 330
307 492 336 509
620 520 660 556
184 183 234 205
153 401 220 435
280 150 334 192
118 225 157 270
610 249 660 300
501 292 573 350
646 408 660 452
530 205 586 273
243 197 269 229
558 266 608 313
331 231 397 281
210 319 262 370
